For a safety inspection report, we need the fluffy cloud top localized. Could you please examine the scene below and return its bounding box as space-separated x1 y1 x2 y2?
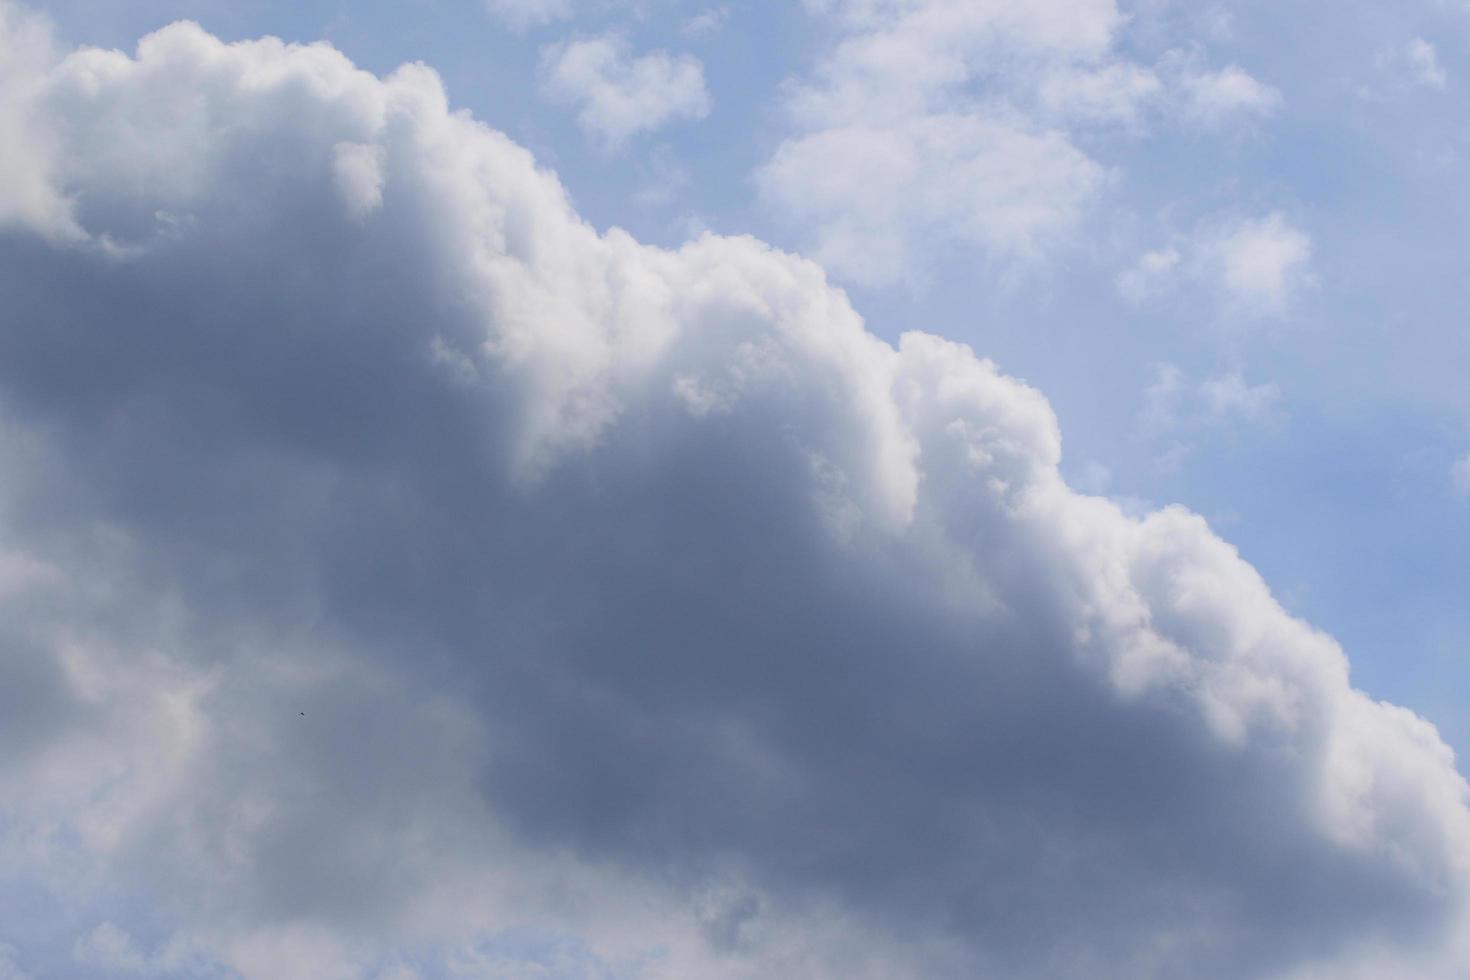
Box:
0 7 1467 980
540 34 710 148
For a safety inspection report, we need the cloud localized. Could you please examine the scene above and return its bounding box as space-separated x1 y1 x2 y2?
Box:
1406 38 1448 89
1198 371 1282 420
484 0 576 30
1453 454 1470 498
1117 245 1181 302
0 946 32 980
1038 61 1163 127
757 113 1104 286
0 0 71 238
1206 211 1313 315
1137 364 1281 471
539 34 710 148
682 6 729 38
1124 212 1313 318
1140 363 1281 438
756 1 1283 286
758 0 1122 285
0 8 1468 980
331 141 387 220
1177 63 1282 127
1359 37 1450 102
73 923 149 973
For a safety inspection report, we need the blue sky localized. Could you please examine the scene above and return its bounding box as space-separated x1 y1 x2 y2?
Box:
1 2 1469 978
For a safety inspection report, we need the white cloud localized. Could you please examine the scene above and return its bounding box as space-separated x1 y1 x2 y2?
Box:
331 141 387 220
484 0 576 29
71 921 223 976
1361 38 1450 101
1407 38 1447 89
682 6 729 38
1199 370 1282 421
1453 454 1470 498
758 0 1122 284
1117 245 1181 302
758 114 1104 285
759 1 1280 286
1039 61 1163 127
1140 363 1281 440
1178 63 1282 126
1122 212 1312 317
0 9 1467 980
1206 211 1313 315
539 34 710 148
74 923 151 973
0 0 72 238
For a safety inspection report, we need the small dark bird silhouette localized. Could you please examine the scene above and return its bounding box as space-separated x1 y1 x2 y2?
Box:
299 712 305 716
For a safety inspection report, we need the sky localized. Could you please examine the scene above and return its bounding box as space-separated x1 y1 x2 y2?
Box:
0 1 1468 978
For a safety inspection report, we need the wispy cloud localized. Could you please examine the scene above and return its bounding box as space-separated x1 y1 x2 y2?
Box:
756 1 1285 287
1454 453 1470 499
1122 212 1313 318
484 0 575 30
540 34 710 149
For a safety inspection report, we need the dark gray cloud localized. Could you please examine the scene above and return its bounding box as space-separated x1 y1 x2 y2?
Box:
0 7 1467 978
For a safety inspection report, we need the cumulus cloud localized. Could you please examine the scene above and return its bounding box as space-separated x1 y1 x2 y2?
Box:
0 1 70 237
539 34 710 149
0 7 1468 980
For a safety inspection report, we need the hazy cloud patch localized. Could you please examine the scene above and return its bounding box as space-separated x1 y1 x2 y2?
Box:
484 0 577 30
540 34 710 149
1453 454 1470 498
758 1 1286 285
1122 212 1312 318
1176 62 1282 127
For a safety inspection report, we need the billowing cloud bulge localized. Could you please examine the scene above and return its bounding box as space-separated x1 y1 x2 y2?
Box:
1 7 1468 979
